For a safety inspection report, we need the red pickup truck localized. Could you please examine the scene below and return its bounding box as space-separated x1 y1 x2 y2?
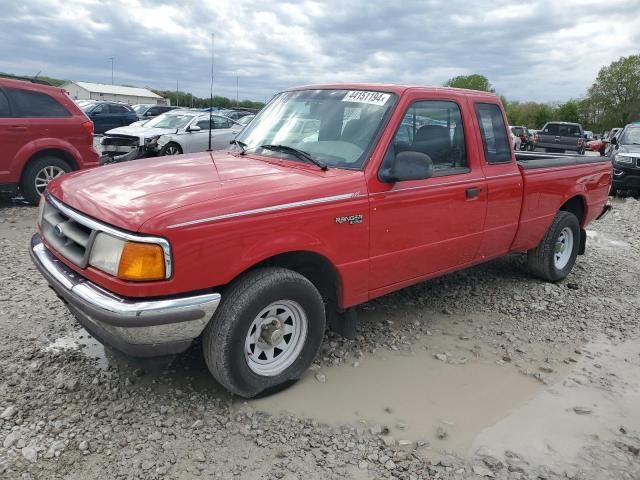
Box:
31 84 611 397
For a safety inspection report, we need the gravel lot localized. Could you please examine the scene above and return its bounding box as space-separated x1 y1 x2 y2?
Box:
1 195 639 480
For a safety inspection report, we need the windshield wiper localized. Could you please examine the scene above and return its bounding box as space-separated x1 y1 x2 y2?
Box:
230 139 247 154
259 144 328 170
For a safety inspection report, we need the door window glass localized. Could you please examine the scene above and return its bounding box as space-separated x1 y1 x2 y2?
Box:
475 103 511 164
109 104 129 114
385 100 468 176
0 90 10 117
196 119 212 130
6 88 70 117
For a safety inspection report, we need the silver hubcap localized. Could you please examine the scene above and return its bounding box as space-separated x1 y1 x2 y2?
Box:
35 166 65 194
164 145 179 155
245 300 308 376
554 227 574 269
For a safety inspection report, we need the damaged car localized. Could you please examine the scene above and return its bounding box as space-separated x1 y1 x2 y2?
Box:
100 110 206 161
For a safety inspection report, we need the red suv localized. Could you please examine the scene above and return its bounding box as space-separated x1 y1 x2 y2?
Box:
0 76 99 204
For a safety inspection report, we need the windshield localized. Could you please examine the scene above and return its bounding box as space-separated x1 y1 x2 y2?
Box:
236 89 396 169
132 105 148 114
619 127 640 145
144 113 195 129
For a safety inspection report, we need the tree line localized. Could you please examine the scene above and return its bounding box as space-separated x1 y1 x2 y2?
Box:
445 55 640 132
152 90 266 110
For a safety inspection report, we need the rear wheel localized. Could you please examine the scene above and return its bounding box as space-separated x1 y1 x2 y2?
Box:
21 156 72 204
202 267 326 398
527 211 580 282
160 142 182 156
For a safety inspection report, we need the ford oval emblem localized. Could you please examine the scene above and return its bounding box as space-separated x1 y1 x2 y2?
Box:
53 224 64 238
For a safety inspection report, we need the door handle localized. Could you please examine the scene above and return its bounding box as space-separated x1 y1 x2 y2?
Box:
466 187 481 199
8 126 27 131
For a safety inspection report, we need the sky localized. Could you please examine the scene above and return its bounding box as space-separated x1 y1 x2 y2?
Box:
1 0 639 104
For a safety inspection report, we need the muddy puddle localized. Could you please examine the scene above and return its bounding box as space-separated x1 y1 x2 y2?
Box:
586 230 630 249
46 329 110 370
471 336 640 472
247 334 547 453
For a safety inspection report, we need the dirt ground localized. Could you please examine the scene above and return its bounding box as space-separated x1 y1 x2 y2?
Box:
0 196 639 480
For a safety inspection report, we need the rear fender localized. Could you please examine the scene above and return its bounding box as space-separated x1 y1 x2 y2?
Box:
12 138 81 180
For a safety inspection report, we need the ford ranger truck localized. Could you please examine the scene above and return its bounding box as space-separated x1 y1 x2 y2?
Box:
30 85 612 397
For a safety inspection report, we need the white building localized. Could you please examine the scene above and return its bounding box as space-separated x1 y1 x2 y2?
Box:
61 81 168 105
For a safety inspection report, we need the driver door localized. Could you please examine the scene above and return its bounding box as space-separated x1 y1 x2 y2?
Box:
368 96 487 293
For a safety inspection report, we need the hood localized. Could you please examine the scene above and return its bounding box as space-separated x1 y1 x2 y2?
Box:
104 125 175 142
47 151 365 232
617 144 640 155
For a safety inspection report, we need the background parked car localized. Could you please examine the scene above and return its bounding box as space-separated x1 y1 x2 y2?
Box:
0 76 99 203
80 101 138 134
237 114 255 127
156 114 243 155
218 109 256 120
510 125 535 151
131 104 177 121
610 123 640 196
603 127 623 156
536 121 585 154
100 109 204 159
509 126 522 151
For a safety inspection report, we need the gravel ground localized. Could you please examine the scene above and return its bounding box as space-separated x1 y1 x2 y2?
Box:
0 196 639 480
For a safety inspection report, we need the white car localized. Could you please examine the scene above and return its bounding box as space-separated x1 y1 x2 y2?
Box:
100 110 241 160
156 114 243 156
509 126 522 151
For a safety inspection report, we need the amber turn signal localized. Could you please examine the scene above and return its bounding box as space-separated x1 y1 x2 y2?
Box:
117 242 165 281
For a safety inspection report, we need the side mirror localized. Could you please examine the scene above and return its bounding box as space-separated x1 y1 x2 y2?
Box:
610 136 617 145
188 125 201 132
379 151 433 183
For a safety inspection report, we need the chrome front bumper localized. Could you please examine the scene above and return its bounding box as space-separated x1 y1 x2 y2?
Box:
30 234 221 357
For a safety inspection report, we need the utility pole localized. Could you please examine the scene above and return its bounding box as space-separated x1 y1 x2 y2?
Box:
236 73 239 106
176 79 179 107
108 57 114 84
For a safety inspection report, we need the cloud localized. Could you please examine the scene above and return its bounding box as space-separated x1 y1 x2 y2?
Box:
0 0 638 103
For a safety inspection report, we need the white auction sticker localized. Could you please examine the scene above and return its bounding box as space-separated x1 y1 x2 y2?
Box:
342 90 390 106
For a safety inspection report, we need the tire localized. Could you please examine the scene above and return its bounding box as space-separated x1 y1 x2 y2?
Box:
527 211 580 282
21 156 72 204
160 142 182 156
203 267 326 398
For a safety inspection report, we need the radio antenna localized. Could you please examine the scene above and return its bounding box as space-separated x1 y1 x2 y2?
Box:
207 33 214 152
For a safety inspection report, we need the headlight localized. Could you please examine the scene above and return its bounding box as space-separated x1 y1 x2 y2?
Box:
614 153 634 165
89 233 167 281
144 135 161 147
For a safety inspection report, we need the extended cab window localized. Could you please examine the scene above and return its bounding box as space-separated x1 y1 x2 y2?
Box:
387 100 468 175
475 103 511 164
0 90 10 117
6 88 71 118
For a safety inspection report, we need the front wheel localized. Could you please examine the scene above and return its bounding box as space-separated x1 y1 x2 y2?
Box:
527 211 580 282
160 142 182 156
202 267 326 398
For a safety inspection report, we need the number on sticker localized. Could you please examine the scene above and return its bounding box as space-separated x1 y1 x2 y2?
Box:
342 91 390 106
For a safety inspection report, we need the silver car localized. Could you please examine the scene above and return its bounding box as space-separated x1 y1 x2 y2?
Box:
156 114 243 156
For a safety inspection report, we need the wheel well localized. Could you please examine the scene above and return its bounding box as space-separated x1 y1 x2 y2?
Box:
20 149 78 185
252 251 341 308
560 196 585 226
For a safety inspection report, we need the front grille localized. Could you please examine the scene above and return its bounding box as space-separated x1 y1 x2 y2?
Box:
101 135 139 147
40 198 96 267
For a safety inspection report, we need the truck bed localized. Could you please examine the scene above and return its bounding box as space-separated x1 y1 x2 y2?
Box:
515 151 611 169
